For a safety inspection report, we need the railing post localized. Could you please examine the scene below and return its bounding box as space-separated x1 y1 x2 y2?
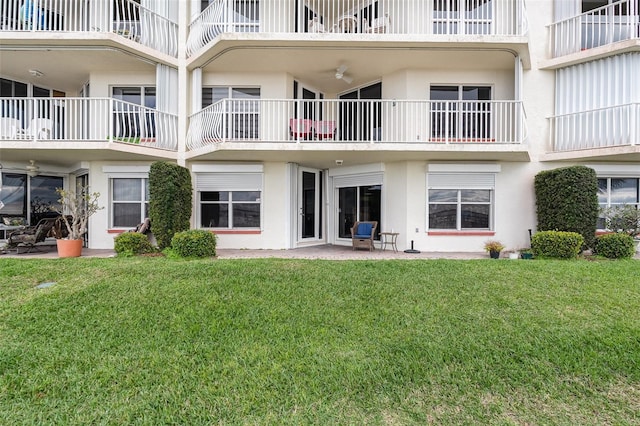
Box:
631 103 638 146
108 98 113 143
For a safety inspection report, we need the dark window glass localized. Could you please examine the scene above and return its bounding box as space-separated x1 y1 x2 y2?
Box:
30 175 63 223
0 173 27 219
233 203 260 227
429 204 457 229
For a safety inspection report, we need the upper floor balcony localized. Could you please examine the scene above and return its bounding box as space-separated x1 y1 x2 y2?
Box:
0 97 178 152
0 0 178 57
187 0 529 57
186 98 527 155
549 0 639 59
549 103 639 155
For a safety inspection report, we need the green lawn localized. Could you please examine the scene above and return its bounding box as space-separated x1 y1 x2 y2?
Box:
1 258 639 425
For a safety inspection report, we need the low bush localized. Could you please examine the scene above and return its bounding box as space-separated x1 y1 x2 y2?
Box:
114 232 155 256
595 233 636 259
171 229 217 258
531 230 584 259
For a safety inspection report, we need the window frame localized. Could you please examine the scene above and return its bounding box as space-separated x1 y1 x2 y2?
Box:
199 190 262 230
597 176 640 230
428 187 494 231
110 177 149 229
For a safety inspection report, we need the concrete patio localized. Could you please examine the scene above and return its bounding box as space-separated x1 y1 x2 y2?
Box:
0 243 488 260
2 243 637 260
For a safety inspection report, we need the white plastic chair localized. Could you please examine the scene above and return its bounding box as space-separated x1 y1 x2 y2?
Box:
0 117 21 138
309 17 327 33
26 118 53 139
364 14 390 34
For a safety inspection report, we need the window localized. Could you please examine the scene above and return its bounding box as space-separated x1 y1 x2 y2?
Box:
0 173 27 221
0 173 63 225
30 175 63 224
339 82 382 141
338 185 381 239
429 189 492 230
430 85 492 141
202 86 260 139
200 191 261 228
112 86 156 140
111 178 149 228
597 177 640 229
427 172 495 231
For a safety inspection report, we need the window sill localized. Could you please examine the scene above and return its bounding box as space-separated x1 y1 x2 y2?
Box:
108 229 128 234
211 229 262 235
428 231 495 236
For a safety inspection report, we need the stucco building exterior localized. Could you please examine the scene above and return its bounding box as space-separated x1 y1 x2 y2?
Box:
0 0 638 252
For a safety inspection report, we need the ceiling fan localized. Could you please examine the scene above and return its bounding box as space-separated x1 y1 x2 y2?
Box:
334 64 353 84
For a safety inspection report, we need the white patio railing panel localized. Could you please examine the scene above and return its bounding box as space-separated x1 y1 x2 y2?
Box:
186 0 528 56
549 0 640 57
0 97 178 151
550 103 639 151
186 99 526 149
0 0 178 56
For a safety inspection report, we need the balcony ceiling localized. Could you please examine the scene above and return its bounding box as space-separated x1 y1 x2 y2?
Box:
0 143 177 168
185 143 531 168
194 38 520 94
0 35 165 93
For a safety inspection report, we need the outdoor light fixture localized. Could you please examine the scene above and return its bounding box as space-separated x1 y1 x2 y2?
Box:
26 160 40 177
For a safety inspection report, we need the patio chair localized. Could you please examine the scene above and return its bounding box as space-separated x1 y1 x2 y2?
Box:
6 217 57 254
315 120 336 140
289 118 314 140
350 221 378 251
308 17 327 33
0 117 21 139
30 118 53 139
363 14 390 34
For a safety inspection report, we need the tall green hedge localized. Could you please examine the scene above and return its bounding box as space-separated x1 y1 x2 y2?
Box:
534 165 598 249
149 162 193 249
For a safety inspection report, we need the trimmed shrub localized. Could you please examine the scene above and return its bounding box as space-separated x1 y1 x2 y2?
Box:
531 230 584 259
149 162 193 250
171 229 217 258
114 232 155 256
595 233 636 259
535 166 598 249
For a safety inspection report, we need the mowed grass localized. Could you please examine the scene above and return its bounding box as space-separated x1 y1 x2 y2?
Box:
1 258 639 425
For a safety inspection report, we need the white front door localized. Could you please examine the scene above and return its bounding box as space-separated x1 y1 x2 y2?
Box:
298 168 323 242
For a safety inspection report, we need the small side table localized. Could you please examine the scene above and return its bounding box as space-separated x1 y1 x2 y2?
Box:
379 232 399 252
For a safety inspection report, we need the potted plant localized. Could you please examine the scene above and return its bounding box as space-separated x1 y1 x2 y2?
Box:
520 248 534 259
484 240 505 259
50 186 102 258
507 249 520 260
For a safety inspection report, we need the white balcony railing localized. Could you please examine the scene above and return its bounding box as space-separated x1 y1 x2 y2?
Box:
187 0 528 55
186 99 526 150
0 0 178 56
0 97 178 151
550 103 639 151
549 0 640 57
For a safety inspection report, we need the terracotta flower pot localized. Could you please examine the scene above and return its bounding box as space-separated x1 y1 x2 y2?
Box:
56 239 83 258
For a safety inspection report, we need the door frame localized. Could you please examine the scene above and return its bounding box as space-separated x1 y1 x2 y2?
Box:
296 166 325 245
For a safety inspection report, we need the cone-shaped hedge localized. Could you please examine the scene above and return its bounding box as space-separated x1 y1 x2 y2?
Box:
534 165 598 249
149 162 193 249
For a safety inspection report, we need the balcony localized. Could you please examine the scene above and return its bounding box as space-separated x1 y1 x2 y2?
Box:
186 99 526 150
549 0 639 58
0 97 178 151
550 103 639 152
187 0 528 56
0 0 178 57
